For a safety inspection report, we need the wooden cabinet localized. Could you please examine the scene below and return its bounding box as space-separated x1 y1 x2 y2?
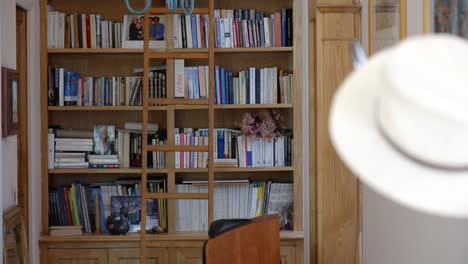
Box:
108 248 169 264
174 248 203 264
47 249 108 264
280 246 296 264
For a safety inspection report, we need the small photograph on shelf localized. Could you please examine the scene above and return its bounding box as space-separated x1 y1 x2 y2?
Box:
110 196 161 233
94 125 115 155
122 14 166 48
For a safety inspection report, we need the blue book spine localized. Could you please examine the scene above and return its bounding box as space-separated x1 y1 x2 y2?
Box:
214 66 220 104
247 142 252 167
96 15 102 48
104 78 109 106
217 131 224 159
220 67 226 104
281 9 287 47
228 71 234 104
64 72 71 102
191 15 198 48
96 188 107 233
193 67 200 99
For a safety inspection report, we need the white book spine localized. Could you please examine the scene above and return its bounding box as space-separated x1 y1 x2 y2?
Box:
174 59 185 98
173 15 179 48
186 15 193 48
263 17 270 47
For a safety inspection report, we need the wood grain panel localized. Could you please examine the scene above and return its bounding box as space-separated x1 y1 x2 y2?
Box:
108 248 169 264
280 246 296 264
316 4 360 264
175 248 203 264
47 249 108 264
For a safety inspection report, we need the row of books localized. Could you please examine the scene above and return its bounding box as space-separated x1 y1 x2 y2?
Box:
214 66 293 105
48 67 167 106
173 14 209 49
236 136 293 167
47 8 123 49
52 138 93 168
174 60 209 99
175 181 293 232
49 179 168 234
214 9 293 48
116 127 167 169
174 128 209 169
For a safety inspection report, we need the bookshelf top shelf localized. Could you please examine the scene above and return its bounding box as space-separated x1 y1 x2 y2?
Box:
39 231 303 243
47 47 293 55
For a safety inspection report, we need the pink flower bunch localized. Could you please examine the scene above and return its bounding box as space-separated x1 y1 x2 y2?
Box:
240 110 284 138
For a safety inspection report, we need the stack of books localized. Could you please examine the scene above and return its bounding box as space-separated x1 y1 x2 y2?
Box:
49 226 83 236
173 14 209 49
214 8 293 48
214 129 241 163
53 138 93 168
175 181 294 232
174 60 209 99
88 155 119 168
47 6 123 49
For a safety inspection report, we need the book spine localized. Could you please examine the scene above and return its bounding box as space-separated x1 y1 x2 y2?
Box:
86 15 91 48
191 15 198 48
181 15 187 48
286 9 293 47
96 15 102 48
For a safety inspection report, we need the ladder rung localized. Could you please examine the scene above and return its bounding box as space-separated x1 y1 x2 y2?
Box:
147 145 209 152
145 192 209 200
145 7 209 15
148 52 209 59
147 98 209 105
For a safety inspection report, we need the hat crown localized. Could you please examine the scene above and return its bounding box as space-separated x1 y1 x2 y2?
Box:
386 35 468 123
379 35 468 168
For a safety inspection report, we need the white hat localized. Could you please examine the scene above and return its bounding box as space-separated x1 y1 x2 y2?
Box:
330 35 468 218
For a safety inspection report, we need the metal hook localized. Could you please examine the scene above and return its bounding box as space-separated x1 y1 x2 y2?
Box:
125 0 152 15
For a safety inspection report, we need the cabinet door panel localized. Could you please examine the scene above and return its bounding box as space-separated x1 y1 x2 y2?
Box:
47 249 108 264
175 248 203 264
108 248 169 264
280 246 296 264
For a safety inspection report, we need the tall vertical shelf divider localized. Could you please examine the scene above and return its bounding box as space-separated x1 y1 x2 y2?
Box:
39 0 304 263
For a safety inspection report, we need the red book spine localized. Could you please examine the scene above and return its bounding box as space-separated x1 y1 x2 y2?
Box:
86 15 91 48
233 19 238 48
64 188 73 225
200 15 206 48
274 12 281 47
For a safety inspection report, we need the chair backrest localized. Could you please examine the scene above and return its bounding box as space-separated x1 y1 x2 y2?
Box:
204 215 280 264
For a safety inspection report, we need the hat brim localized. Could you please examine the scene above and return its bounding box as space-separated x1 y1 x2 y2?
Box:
330 49 468 218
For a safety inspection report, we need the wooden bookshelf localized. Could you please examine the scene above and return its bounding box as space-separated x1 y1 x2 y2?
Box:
40 0 304 262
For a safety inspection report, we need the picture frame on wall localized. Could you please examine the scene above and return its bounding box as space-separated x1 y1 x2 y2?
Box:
2 67 19 137
121 14 166 49
424 0 468 38
368 0 407 55
3 206 29 264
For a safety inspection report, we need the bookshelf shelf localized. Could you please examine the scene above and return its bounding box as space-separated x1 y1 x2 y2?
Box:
214 47 293 53
48 168 143 174
48 47 293 55
39 231 303 243
47 104 293 111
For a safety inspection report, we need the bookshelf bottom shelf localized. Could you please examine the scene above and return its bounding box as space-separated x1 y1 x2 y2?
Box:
39 231 304 242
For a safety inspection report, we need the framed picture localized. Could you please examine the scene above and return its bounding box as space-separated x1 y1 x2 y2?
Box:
368 0 407 55
424 0 468 38
2 67 19 137
122 14 166 49
3 206 29 264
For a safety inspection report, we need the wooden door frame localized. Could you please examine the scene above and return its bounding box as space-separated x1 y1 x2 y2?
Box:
16 5 29 232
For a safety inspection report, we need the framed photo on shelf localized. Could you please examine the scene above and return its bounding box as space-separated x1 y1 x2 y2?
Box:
2 67 19 137
3 206 29 264
368 0 407 55
122 14 166 49
424 0 468 38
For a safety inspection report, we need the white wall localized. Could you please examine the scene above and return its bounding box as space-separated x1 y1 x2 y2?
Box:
361 1 468 264
1 0 41 263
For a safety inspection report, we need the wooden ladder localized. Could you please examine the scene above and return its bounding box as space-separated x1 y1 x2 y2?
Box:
140 4 214 264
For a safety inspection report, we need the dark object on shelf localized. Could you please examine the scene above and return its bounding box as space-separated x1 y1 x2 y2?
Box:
106 208 130 235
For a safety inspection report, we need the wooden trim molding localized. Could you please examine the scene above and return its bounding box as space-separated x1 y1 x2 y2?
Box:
317 4 361 14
